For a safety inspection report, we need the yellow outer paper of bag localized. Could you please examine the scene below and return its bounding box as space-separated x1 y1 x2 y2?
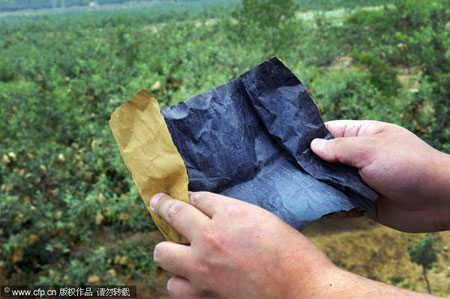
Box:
109 89 189 244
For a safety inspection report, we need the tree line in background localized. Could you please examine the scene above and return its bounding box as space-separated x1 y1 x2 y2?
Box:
0 0 396 12
0 0 152 11
0 0 449 291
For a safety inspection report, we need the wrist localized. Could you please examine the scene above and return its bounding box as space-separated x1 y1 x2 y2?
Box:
292 263 343 299
313 267 436 298
434 151 450 231
298 265 364 298
276 242 340 299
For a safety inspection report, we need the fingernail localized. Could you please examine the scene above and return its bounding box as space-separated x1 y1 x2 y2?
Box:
150 193 164 210
153 245 159 261
167 276 175 291
311 138 326 150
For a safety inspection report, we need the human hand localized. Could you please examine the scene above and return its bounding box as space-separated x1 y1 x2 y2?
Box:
311 120 450 233
151 192 337 299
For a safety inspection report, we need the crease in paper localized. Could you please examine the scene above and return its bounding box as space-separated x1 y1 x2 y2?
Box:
109 89 189 244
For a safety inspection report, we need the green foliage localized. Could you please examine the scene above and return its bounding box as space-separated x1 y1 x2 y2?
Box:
309 69 385 119
351 51 402 97
295 0 397 11
230 0 301 56
0 0 137 11
0 0 239 11
0 11 164 285
299 15 341 67
0 0 395 13
342 0 450 150
389 275 405 285
235 0 298 29
407 234 441 270
406 233 442 294
0 0 449 287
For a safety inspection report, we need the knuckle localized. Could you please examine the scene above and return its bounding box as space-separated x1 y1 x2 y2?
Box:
190 191 214 206
199 229 224 252
190 262 216 292
223 203 243 218
167 203 183 220
197 191 213 198
332 137 345 149
359 138 376 157
357 148 371 164
365 136 379 149
152 194 170 213
189 192 202 206
328 139 342 159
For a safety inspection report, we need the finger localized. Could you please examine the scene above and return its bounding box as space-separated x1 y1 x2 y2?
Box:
151 193 209 241
364 209 377 222
321 208 364 220
189 191 242 218
325 120 384 138
364 195 387 225
189 191 222 217
167 276 216 299
167 276 194 299
310 136 372 168
189 192 216 217
153 242 192 278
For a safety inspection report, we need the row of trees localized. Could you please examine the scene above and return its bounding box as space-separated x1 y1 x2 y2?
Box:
0 0 448 290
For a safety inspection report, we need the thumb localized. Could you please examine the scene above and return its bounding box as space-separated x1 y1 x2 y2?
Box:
311 137 371 169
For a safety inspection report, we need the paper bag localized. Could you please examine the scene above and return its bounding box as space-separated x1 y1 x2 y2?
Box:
110 89 189 243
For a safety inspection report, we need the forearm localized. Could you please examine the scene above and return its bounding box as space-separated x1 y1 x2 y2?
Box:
307 267 441 299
